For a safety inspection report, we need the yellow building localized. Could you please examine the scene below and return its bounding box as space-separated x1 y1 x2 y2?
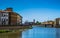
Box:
41 21 54 25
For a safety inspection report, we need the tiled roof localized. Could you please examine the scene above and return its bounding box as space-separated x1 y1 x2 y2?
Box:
0 10 22 18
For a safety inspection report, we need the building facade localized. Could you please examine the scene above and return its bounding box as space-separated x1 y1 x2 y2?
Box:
41 21 54 25
54 18 60 27
0 12 9 25
0 8 22 25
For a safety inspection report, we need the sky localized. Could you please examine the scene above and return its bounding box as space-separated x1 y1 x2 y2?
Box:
0 0 60 22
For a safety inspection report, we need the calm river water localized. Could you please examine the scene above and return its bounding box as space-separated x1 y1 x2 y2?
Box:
0 26 60 38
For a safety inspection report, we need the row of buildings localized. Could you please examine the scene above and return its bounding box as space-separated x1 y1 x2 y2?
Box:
0 8 22 25
41 18 60 27
0 8 60 27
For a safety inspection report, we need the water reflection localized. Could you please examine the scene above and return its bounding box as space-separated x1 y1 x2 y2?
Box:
22 26 56 38
0 26 60 38
0 31 22 38
56 28 60 38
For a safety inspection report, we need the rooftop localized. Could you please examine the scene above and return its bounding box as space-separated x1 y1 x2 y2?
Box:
0 8 22 18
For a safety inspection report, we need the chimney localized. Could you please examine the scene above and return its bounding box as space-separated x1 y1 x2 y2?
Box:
5 8 13 11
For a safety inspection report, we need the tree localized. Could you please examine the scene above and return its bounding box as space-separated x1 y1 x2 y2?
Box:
36 21 41 25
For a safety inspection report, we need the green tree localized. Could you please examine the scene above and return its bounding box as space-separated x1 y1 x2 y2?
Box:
36 21 41 25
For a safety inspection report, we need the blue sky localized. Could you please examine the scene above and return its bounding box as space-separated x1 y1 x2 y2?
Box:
0 0 60 22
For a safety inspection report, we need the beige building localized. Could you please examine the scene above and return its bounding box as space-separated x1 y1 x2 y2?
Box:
41 21 54 25
54 18 60 27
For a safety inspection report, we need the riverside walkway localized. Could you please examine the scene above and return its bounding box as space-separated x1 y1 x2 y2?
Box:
0 25 32 30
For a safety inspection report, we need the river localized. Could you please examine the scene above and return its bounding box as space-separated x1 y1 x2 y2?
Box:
0 26 60 38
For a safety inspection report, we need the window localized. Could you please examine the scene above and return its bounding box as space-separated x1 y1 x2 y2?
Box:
3 13 9 17
2 19 8 25
1 17 8 19
0 13 2 16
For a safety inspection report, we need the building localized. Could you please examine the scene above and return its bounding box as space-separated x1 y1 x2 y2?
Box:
41 21 54 25
54 18 60 27
47 21 54 25
41 20 54 27
0 8 22 25
41 22 48 25
33 19 35 23
24 21 34 25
